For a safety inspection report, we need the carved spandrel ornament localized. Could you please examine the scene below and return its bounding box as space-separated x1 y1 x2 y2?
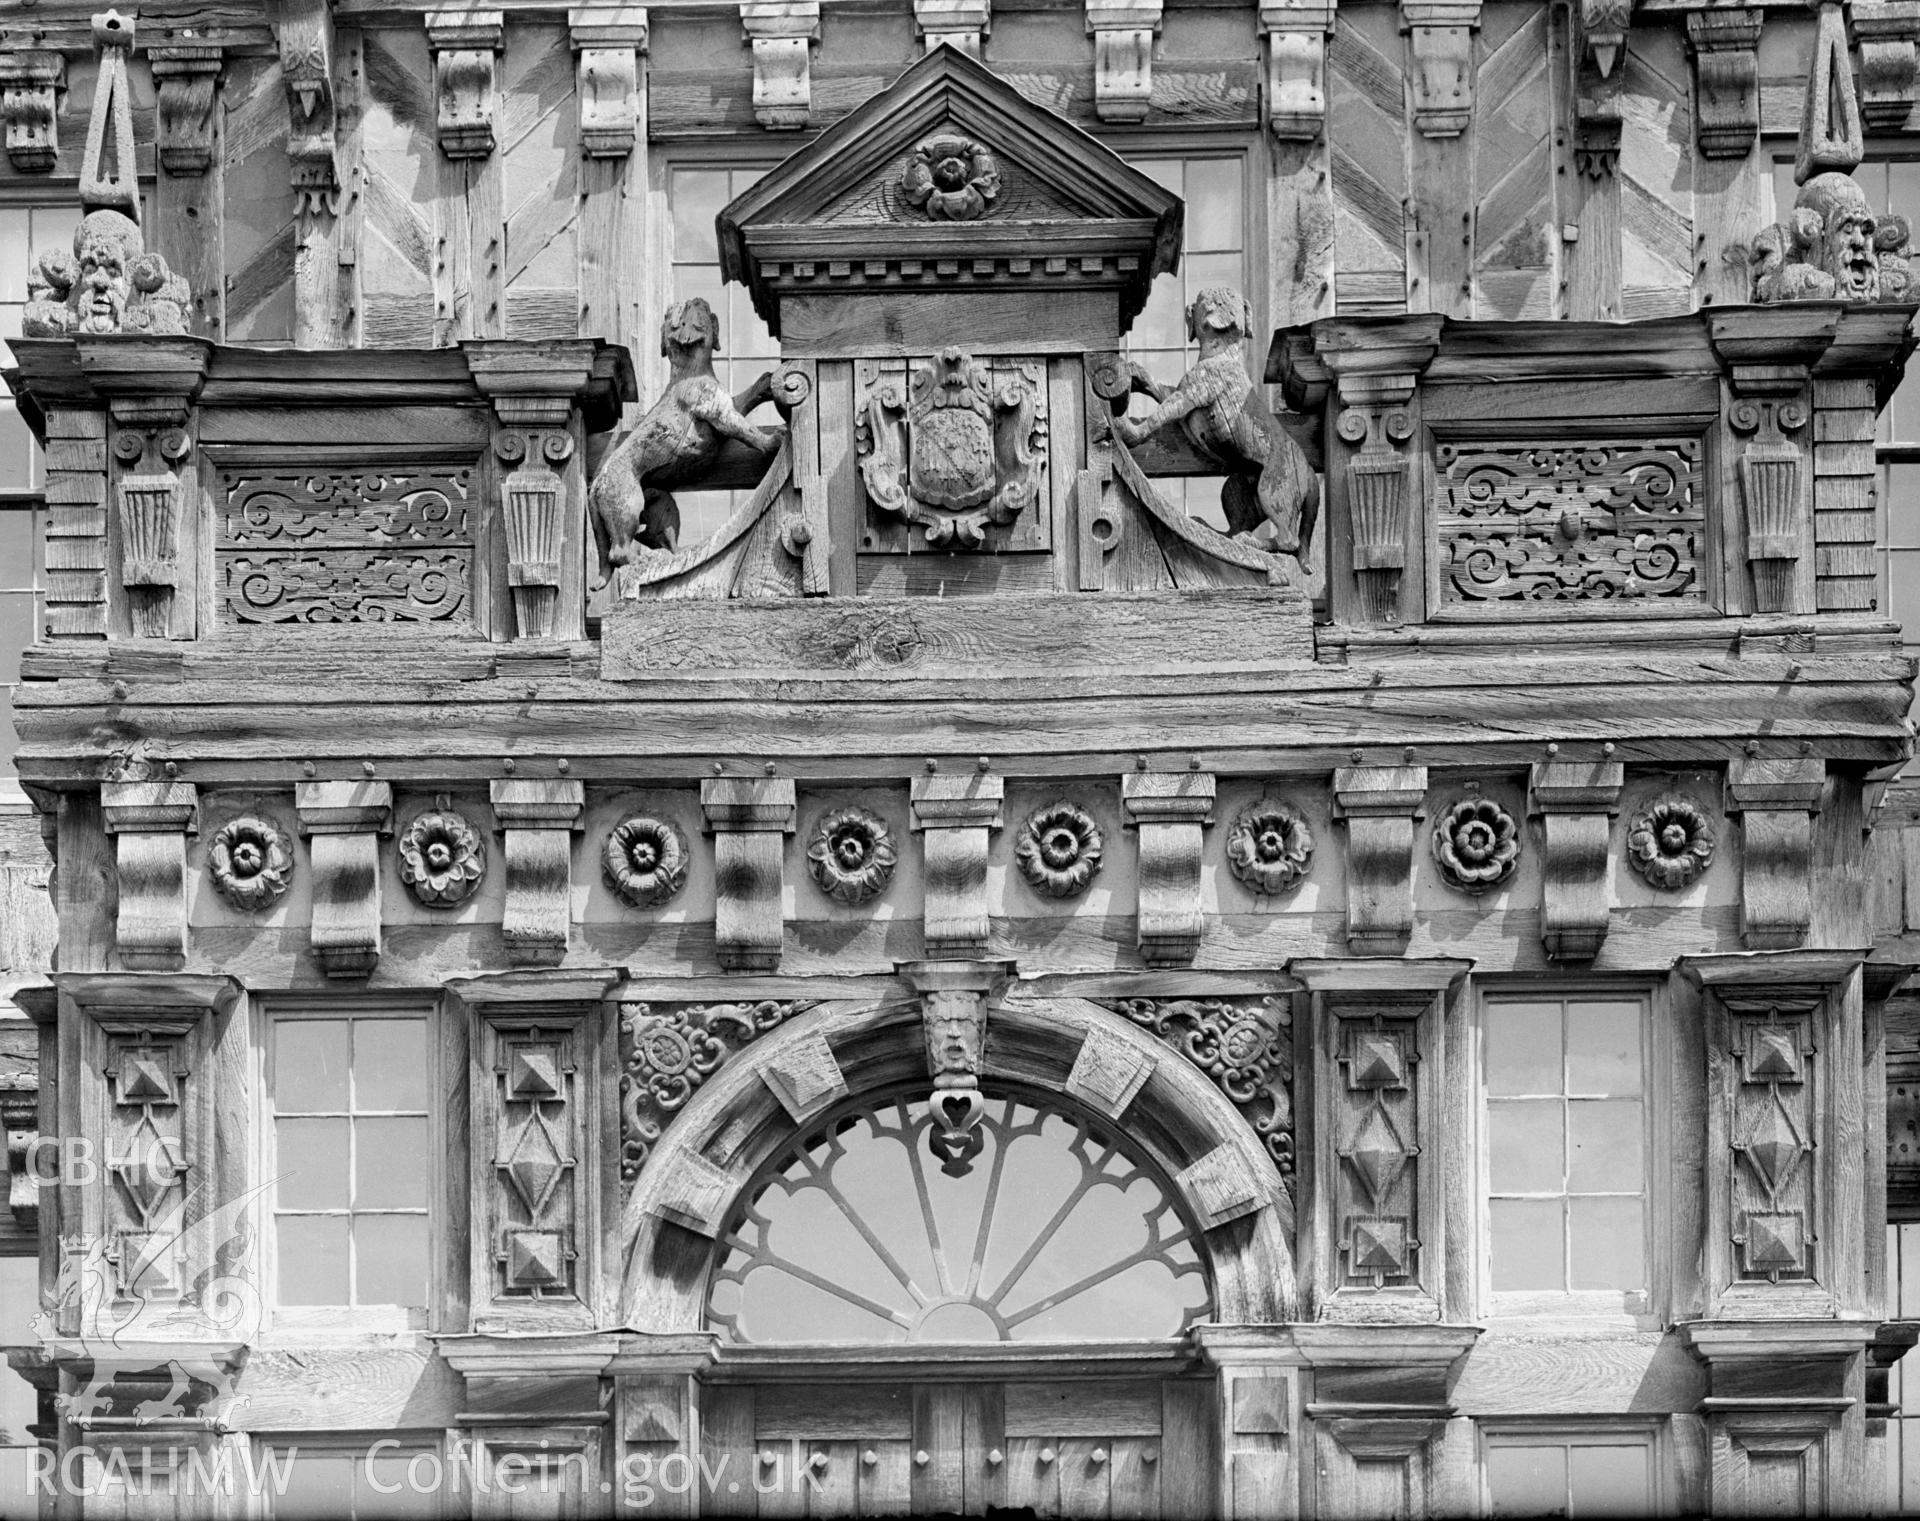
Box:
1435 438 1708 608
858 347 1044 548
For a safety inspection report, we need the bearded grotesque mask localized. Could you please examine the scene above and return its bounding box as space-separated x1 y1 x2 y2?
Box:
73 221 134 333
20 209 189 338
1801 173 1882 298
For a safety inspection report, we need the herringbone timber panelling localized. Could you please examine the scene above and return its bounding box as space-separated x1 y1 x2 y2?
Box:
500 24 580 341
222 55 295 343
1618 28 1695 319
1471 5 1559 319
1328 7 1409 314
360 28 437 348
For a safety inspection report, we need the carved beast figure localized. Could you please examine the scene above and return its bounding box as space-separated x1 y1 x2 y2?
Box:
1111 287 1319 559
589 297 781 577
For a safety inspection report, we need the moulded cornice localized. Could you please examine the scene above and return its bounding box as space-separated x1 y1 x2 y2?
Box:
1288 956 1473 993
50 970 242 1013
444 968 622 1005
1676 948 1869 988
434 1332 624 1377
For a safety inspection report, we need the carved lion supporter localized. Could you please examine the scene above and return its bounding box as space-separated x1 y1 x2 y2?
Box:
22 209 189 337
1751 171 1914 304
1110 286 1320 561
589 296 782 577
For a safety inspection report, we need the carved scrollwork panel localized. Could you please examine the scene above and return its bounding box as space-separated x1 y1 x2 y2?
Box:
217 468 477 626
619 1001 815 1180
1435 438 1709 609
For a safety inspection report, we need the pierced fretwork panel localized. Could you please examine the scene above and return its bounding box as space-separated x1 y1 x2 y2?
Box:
1729 1002 1819 1284
1434 438 1708 610
707 1094 1210 1344
215 466 477 625
1333 1013 1420 1288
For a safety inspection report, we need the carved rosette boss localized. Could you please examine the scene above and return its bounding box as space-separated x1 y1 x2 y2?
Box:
899 134 1000 220
1014 802 1104 898
603 814 690 908
1433 795 1522 895
208 814 294 911
857 347 1045 549
806 807 897 905
1626 796 1717 890
398 804 487 907
1225 798 1314 895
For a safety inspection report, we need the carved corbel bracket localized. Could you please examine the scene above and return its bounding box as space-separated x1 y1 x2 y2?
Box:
1571 0 1631 176
296 780 394 979
3 1088 37 1233
150 45 223 177
1259 1 1334 141
1686 9 1763 160
916 0 990 56
428 9 504 160
1335 399 1415 622
701 779 795 971
1122 771 1215 967
1527 761 1623 962
1853 1 1920 132
1724 757 1824 950
490 780 585 968
1086 0 1163 124
1399 0 1480 139
1293 958 1471 1321
740 0 819 131
1333 765 1427 955
910 773 1003 957
270 0 339 213
569 6 648 159
108 409 193 639
102 782 198 972
0 50 64 173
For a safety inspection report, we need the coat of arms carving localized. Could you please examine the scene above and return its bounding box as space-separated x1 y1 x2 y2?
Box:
857 348 1045 548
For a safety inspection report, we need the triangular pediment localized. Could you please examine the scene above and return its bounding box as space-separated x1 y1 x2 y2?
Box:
719 46 1182 333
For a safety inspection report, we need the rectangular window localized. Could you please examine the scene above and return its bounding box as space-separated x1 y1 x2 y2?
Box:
264 1443 438 1519
1483 993 1651 1311
665 162 781 549
268 1011 432 1313
1483 1428 1656 1518
1122 152 1251 533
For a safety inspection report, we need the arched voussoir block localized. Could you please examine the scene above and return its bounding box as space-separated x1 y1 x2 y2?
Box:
617 991 1296 1331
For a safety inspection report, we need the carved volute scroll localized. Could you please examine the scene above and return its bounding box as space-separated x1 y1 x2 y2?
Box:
1336 405 1414 621
1731 394 1811 610
569 5 648 159
1085 0 1162 123
740 0 819 130
110 400 199 639
1686 10 1763 159
1260 0 1333 141
151 47 223 177
1400 0 1481 139
427 9 503 159
103 782 197 972
0 50 63 173
701 778 795 972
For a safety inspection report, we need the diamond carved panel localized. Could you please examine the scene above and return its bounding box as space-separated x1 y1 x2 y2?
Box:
1335 1015 1420 1287
489 1023 582 1301
1730 1005 1817 1284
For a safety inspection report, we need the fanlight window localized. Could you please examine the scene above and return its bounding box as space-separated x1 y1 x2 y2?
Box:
708 1092 1211 1343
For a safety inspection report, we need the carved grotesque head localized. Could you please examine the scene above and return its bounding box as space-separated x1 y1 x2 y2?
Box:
922 989 984 1086
69 209 143 334
1186 286 1254 348
1798 172 1882 299
660 296 722 360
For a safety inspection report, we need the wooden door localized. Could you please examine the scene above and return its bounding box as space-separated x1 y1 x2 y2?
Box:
700 1377 1218 1518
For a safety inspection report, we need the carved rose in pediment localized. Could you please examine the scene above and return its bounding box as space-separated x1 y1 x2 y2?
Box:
901 133 1000 221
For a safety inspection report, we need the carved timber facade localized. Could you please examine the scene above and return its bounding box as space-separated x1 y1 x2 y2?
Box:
5 2 1920 1519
